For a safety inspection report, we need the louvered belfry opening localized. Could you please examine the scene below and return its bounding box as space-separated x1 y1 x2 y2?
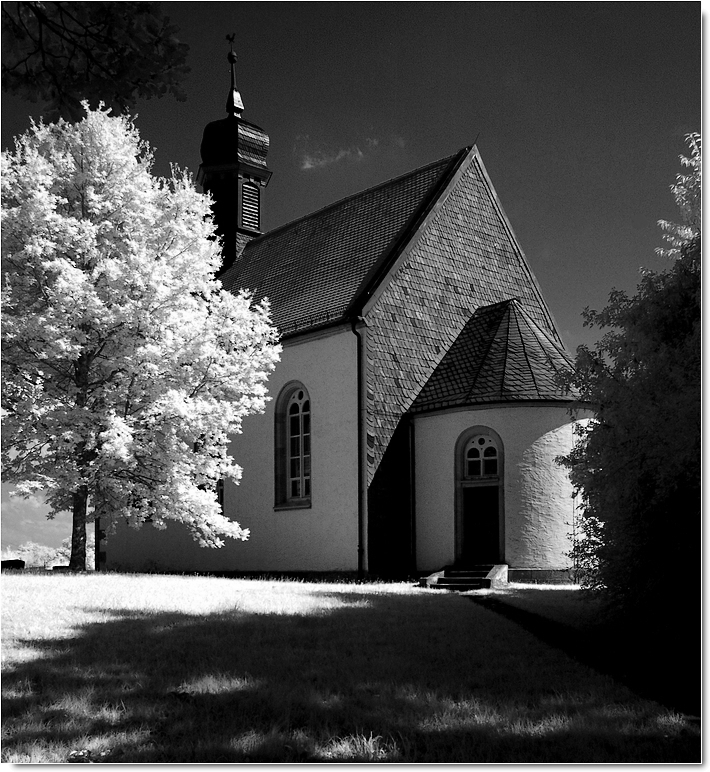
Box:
241 182 260 231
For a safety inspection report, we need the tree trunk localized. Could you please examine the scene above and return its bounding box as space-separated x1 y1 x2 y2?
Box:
70 347 92 572
69 485 88 570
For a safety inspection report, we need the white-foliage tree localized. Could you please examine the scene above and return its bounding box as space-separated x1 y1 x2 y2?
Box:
2 106 281 569
2 530 95 569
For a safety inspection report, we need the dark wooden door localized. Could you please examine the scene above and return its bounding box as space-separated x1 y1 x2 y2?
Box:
461 485 500 564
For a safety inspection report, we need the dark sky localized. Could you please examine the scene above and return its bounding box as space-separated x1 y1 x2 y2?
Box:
1 2 701 550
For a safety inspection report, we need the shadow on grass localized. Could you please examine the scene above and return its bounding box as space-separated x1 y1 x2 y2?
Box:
2 589 700 763
468 592 700 718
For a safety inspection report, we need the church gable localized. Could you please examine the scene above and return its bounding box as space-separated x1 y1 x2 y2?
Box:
220 153 461 337
363 148 564 480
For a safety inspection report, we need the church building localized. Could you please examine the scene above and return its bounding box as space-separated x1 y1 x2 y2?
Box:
106 53 584 583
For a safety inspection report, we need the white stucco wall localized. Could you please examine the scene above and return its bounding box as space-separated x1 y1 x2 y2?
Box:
106 327 360 573
413 404 582 573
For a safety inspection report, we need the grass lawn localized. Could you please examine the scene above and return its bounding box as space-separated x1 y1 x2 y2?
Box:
1 573 701 763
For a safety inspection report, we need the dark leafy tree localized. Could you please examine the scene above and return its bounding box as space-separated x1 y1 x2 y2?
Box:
2 1 189 121
561 134 700 625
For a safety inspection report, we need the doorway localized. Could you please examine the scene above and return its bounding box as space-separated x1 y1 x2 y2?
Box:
455 428 503 566
461 485 500 564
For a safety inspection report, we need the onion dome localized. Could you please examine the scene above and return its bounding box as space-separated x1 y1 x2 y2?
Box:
199 115 270 171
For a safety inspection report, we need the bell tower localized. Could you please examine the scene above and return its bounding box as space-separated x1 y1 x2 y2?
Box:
197 36 272 275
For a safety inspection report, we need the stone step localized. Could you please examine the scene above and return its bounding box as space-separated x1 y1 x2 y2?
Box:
439 574 489 584
420 564 508 590
430 582 491 591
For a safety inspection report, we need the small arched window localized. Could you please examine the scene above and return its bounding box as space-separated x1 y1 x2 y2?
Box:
275 383 312 508
464 434 499 479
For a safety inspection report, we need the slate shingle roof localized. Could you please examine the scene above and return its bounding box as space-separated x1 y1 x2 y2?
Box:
362 150 567 479
410 299 576 413
219 145 571 481
220 152 464 334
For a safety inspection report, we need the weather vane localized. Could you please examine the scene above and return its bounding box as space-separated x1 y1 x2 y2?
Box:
225 33 243 116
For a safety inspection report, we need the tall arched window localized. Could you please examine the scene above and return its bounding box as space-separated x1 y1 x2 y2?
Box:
275 383 312 508
287 389 311 499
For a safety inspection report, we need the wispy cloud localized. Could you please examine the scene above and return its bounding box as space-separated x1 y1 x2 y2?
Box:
295 133 406 172
300 145 365 171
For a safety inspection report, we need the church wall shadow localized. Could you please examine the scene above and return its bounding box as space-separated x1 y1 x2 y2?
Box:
468 593 700 717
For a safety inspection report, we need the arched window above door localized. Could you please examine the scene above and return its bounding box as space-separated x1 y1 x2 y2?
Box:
464 434 499 479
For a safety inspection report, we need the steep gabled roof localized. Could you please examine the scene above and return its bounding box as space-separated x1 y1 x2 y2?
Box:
410 299 576 413
220 150 467 335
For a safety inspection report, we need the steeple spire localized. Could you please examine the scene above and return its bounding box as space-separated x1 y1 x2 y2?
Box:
225 34 244 117
197 35 272 276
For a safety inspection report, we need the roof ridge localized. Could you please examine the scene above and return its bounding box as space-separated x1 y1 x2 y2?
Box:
346 146 471 315
244 149 467 247
500 304 515 396
513 305 542 397
510 300 575 362
462 301 510 404
471 153 562 343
